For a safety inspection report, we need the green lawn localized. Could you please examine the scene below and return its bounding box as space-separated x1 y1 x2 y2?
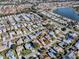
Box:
58 51 64 56
21 49 31 56
43 39 50 45
51 37 56 40
33 43 40 49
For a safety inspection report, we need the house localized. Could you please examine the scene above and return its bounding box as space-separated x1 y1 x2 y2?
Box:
35 31 42 36
16 46 23 59
27 26 32 31
32 24 38 30
47 52 56 58
22 14 30 21
6 50 16 59
67 34 74 40
16 38 23 45
18 15 25 21
47 47 58 58
3 28 6 33
14 25 18 30
16 24 21 28
63 34 74 44
75 40 79 49
37 47 46 53
48 48 57 54
45 56 51 59
58 42 67 48
0 30 2 35
25 13 32 19
28 34 36 40
0 55 3 59
71 33 78 37
9 31 16 39
23 35 31 42
2 35 6 42
44 34 51 40
16 29 23 35
8 41 14 48
14 16 20 22
23 23 27 27
63 39 72 44
10 26 14 30
25 43 33 50
63 51 76 59
53 46 64 53
22 28 27 34
8 16 15 26
48 31 55 37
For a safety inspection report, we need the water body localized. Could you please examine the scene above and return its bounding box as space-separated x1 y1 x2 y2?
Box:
54 7 79 21
52 0 79 2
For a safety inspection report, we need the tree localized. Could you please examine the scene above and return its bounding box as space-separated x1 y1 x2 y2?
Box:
61 27 66 31
33 42 40 49
10 44 18 57
10 44 17 50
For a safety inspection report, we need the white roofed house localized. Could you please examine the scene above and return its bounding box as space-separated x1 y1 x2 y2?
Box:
14 25 18 30
63 51 76 59
0 55 3 59
8 16 16 26
21 13 30 21
17 15 25 22
6 50 16 59
13 16 20 22
25 43 33 50
16 46 23 59
75 40 79 49
16 29 23 36
22 35 31 43
0 30 2 39
9 31 16 39
7 41 14 48
16 38 23 45
0 42 8 52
